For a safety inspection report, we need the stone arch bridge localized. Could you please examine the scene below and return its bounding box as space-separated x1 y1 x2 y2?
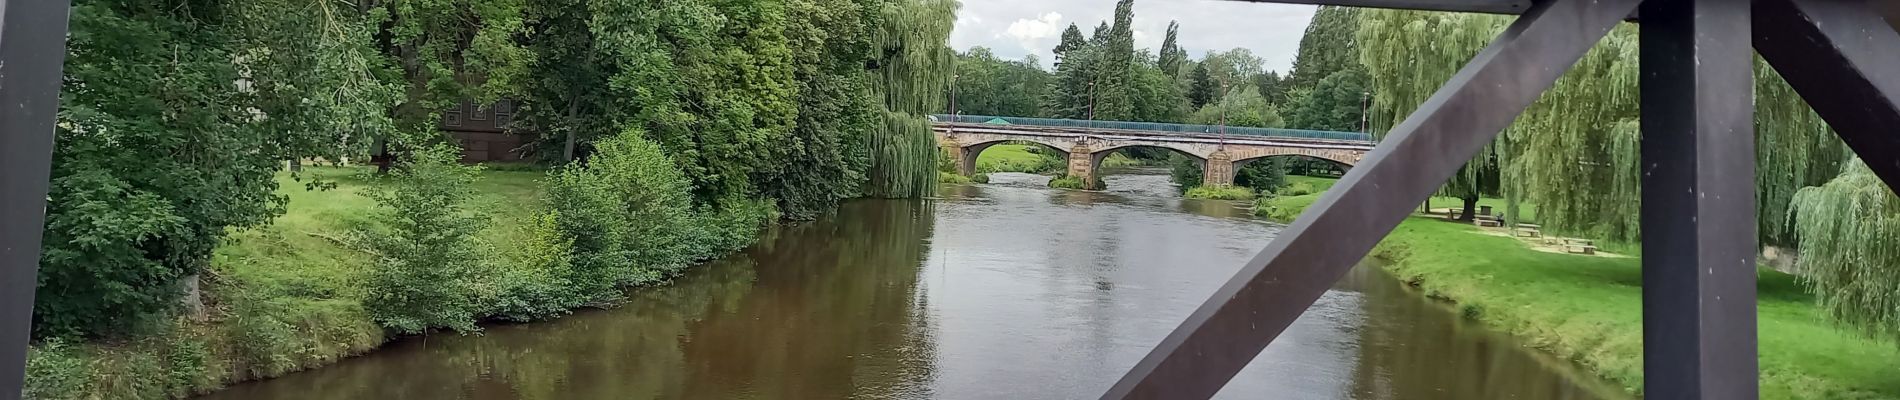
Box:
932 122 1376 190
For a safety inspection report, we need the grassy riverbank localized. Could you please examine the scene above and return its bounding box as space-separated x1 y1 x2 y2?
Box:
27 166 577 399
1260 177 1900 399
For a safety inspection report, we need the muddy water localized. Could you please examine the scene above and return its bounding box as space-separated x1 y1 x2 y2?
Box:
199 174 1628 400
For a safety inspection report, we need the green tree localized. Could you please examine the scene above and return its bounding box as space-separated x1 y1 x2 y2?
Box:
1157 21 1188 77
953 47 1054 117
1791 159 1900 342
36 1 289 337
1187 63 1216 109
1284 68 1370 131
1289 6 1363 90
1187 86 1284 129
1053 23 1087 68
1253 70 1290 105
360 148 486 335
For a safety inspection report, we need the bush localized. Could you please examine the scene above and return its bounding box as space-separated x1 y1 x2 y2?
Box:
25 340 90 398
544 131 765 303
1280 182 1317 196
1184 185 1256 200
1048 175 1087 189
938 171 973 184
972 173 991 184
357 147 485 334
481 212 580 322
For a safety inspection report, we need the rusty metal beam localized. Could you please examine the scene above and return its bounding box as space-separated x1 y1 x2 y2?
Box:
1754 0 1900 193
1098 0 1639 397
1640 0 1759 398
0 0 74 398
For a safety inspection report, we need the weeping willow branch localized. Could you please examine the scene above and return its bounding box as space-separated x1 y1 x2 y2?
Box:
864 0 959 198
1792 159 1900 341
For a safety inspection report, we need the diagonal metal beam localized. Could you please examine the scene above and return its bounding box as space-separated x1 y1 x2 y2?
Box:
1099 0 1639 397
1754 0 1900 192
1640 0 1758 398
0 1 74 398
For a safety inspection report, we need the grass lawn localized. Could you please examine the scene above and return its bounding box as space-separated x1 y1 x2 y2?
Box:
1260 176 1900 399
974 143 1062 174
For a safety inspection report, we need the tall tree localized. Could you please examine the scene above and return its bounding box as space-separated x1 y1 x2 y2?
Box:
1284 69 1369 131
1187 63 1216 109
1053 23 1086 68
1288 6 1363 90
1253 71 1290 105
953 47 1054 117
1157 21 1188 77
1093 0 1137 121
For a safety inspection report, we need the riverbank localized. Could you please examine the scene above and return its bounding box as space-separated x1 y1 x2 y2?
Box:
1259 179 1900 399
23 166 748 399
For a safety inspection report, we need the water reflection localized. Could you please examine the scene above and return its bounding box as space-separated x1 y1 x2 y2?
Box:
201 177 1627 400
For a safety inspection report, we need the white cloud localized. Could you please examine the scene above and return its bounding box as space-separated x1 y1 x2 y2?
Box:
1003 12 1065 41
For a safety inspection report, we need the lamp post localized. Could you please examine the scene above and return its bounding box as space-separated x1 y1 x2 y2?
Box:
1360 91 1370 133
1218 81 1229 147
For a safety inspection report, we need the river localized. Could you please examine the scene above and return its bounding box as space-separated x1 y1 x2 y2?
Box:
199 172 1628 400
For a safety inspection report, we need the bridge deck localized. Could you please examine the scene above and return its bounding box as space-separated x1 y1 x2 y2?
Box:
930 114 1376 143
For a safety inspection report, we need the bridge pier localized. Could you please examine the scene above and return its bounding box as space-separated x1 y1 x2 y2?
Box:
1068 144 1101 190
1202 150 1236 187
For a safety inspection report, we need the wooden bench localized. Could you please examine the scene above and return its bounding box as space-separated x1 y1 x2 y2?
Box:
1475 219 1502 227
1514 228 1542 238
1564 243 1598 255
1563 238 1595 246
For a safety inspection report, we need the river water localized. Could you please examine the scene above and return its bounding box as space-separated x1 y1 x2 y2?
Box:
200 172 1628 400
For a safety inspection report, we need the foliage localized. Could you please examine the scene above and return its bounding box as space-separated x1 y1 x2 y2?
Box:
1157 21 1188 77
1281 181 1318 196
1235 157 1290 194
938 172 970 184
1053 23 1088 68
974 144 1065 174
864 0 960 198
952 47 1053 117
1048 175 1091 190
546 132 706 299
38 2 284 338
1792 159 1900 342
358 149 486 334
1187 63 1216 109
25 340 89 398
1284 68 1370 131
1184 185 1256 201
1288 6 1363 90
1187 86 1284 129
1252 71 1291 105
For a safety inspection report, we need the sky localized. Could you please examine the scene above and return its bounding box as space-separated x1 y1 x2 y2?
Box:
949 0 1318 72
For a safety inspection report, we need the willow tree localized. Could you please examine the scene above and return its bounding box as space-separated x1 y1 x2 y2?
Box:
864 0 959 198
1359 11 1843 244
1357 10 1504 221
1791 159 1900 341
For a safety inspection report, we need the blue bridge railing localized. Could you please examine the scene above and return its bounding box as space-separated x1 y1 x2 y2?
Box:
930 114 1375 142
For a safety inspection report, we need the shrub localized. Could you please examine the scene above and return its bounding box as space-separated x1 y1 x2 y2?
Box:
481 212 580 322
1185 185 1256 200
1048 175 1087 189
971 173 991 184
25 340 91 398
357 147 485 334
1280 182 1317 196
938 171 973 184
545 131 745 301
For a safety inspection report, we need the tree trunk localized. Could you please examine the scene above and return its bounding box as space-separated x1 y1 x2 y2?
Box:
1460 194 1479 221
562 97 579 162
373 135 393 174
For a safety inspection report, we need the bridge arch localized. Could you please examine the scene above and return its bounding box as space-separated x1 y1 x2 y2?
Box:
1089 142 1215 161
1231 147 1362 168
